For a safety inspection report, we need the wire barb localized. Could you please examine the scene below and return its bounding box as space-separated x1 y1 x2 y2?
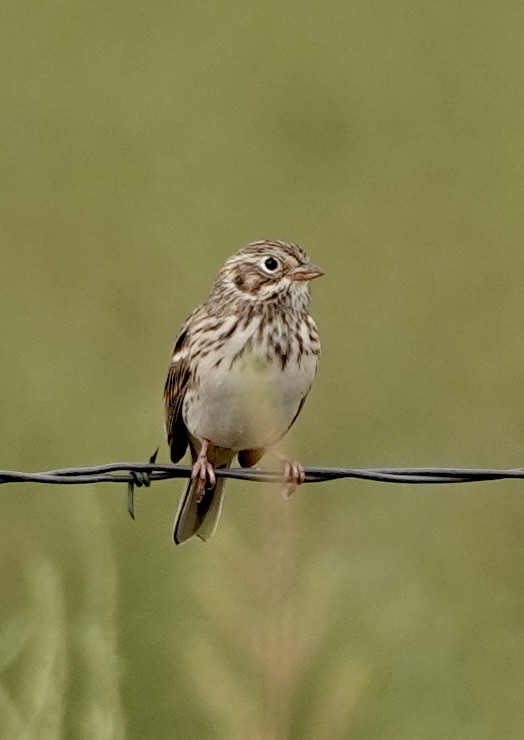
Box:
126 448 159 519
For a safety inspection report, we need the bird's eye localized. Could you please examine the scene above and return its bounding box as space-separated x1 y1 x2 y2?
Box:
262 256 279 273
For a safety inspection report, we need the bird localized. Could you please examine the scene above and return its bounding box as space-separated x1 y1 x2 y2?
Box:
163 239 323 544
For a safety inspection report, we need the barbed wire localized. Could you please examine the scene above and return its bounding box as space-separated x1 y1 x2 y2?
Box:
5 461 524 485
1 459 524 518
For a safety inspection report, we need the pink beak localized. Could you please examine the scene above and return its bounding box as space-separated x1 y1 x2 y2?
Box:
290 262 324 281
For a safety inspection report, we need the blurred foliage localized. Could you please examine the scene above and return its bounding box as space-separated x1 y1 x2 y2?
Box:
2 0 524 737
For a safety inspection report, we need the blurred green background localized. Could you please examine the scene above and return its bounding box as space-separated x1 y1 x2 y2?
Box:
2 0 524 737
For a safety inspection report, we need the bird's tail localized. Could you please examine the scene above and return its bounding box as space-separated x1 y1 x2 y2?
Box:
172 465 229 545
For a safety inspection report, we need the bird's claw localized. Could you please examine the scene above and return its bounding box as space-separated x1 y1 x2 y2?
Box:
192 458 216 486
191 456 216 502
281 458 305 498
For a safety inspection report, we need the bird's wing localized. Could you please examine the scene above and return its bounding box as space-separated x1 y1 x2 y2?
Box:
163 327 191 463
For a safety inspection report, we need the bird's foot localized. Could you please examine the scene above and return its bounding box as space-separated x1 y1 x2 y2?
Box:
275 454 305 498
191 440 216 502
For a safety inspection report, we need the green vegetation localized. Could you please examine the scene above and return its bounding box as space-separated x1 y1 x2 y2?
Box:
2 1 524 737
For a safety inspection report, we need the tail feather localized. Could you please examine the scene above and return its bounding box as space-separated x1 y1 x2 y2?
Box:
173 466 228 545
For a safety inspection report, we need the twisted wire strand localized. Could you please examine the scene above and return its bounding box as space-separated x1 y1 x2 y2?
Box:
2 461 522 519
1 462 523 486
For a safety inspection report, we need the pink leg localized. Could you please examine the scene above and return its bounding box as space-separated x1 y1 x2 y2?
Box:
191 439 216 500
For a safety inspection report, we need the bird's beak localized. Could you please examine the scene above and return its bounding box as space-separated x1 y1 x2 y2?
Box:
290 262 325 281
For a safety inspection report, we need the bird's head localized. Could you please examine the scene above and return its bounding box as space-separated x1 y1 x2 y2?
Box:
213 239 323 308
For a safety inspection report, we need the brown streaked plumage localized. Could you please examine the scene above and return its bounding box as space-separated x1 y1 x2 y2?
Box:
163 239 323 544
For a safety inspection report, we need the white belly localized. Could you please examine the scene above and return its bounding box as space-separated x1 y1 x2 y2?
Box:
184 346 317 451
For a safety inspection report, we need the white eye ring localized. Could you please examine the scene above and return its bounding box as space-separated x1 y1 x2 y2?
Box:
261 256 280 273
